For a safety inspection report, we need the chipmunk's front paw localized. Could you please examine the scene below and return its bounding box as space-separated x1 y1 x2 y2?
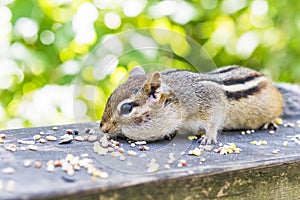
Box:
198 136 217 145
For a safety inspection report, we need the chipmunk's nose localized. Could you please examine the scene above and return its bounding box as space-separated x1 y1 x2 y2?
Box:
100 122 111 133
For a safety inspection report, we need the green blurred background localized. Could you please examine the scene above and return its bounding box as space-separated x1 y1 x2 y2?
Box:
1 0 300 129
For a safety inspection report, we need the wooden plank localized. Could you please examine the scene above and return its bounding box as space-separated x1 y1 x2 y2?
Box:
0 116 299 199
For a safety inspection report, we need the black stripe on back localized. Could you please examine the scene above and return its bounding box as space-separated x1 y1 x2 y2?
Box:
226 82 266 100
210 66 239 74
223 74 261 85
162 69 184 75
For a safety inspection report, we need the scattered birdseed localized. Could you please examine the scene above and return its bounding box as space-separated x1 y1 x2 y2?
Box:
47 164 55 172
127 150 137 156
118 148 125 153
46 135 57 141
282 141 289 147
33 134 41 140
23 159 33 167
88 135 98 142
130 143 136 148
284 122 295 127
188 148 202 156
0 134 6 138
66 129 73 134
200 158 206 163
179 159 187 167
59 137 73 144
5 144 17 152
34 161 42 168
39 138 46 143
164 164 170 169
273 149 280 154
73 129 79 135
27 145 38 151
214 143 241 155
74 136 84 142
250 140 267 145
274 118 283 125
246 130 251 134
240 131 246 135
119 155 126 161
2 167 15 174
187 135 198 140
269 130 275 134
52 126 58 130
39 131 45 135
200 145 214 152
17 138 35 145
135 141 147 145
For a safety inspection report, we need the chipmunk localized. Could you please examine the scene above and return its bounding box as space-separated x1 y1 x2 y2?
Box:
100 66 300 144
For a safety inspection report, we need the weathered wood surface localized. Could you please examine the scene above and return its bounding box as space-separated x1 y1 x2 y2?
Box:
0 116 300 200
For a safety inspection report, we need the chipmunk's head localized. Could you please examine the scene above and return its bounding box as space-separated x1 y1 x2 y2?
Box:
100 67 181 141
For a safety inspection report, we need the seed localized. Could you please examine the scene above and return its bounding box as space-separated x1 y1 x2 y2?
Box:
240 131 246 135
179 160 187 166
52 126 58 130
32 135 41 140
246 130 251 134
274 118 283 125
200 158 206 162
0 138 2 143
66 154 74 162
187 135 198 140
59 137 73 144
282 141 289 147
23 160 33 167
88 135 98 142
119 155 126 161
47 164 55 172
39 139 46 143
46 136 57 141
73 129 79 135
2 167 15 174
269 130 275 134
84 128 90 133
39 131 45 135
0 134 6 138
27 145 38 151
54 160 62 167
127 150 137 156
135 141 147 145
5 144 17 152
118 148 125 153
164 164 170 169
34 161 42 168
130 143 136 147
17 138 35 145
273 149 280 154
66 129 73 134
74 136 84 142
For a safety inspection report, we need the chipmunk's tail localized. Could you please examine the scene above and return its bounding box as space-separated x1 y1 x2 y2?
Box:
276 83 300 117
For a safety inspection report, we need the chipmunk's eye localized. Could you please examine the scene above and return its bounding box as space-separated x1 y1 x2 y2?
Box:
120 103 133 115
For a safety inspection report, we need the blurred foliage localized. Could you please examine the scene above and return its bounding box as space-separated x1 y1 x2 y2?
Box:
0 0 300 129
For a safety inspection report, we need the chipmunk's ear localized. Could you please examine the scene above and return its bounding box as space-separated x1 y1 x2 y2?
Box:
129 66 145 77
144 72 161 97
